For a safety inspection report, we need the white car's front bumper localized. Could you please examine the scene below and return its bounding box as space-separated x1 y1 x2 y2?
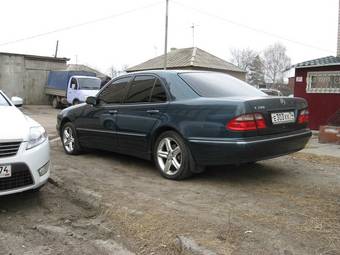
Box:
0 139 50 196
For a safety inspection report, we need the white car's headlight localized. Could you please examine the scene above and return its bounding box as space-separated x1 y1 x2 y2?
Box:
26 126 47 150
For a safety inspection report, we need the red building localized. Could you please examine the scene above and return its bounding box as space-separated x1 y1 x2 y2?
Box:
293 1 340 130
293 56 340 130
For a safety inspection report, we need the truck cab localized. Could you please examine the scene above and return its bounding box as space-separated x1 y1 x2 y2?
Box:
45 70 103 108
67 76 101 105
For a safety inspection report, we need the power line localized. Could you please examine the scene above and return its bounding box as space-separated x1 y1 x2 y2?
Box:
0 1 162 47
173 1 334 54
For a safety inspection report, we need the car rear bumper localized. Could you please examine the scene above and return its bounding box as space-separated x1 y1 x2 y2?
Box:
188 129 312 166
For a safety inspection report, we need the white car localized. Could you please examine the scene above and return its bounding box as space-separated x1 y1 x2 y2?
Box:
260 88 284 96
0 90 50 196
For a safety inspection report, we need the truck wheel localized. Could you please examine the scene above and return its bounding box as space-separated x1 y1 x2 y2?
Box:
52 97 59 109
73 99 80 105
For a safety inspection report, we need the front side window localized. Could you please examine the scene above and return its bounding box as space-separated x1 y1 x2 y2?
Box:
0 92 10 106
70 78 78 89
98 77 131 104
151 79 167 102
179 72 266 97
125 75 156 103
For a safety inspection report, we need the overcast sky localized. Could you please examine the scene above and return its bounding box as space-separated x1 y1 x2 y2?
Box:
0 0 338 74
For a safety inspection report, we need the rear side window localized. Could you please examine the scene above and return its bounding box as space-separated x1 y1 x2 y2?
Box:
151 79 167 102
179 72 266 97
125 75 156 103
98 77 130 104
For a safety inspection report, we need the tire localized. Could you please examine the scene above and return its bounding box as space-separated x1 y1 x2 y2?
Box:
73 99 80 105
153 131 195 180
52 97 59 109
61 122 82 155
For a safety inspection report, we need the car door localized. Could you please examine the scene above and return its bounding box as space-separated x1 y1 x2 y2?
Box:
67 77 77 104
116 75 169 158
75 76 131 152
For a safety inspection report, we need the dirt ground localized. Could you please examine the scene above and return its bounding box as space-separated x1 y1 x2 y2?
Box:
1 105 340 255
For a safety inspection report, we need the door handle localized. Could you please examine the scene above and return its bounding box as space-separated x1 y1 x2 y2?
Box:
108 110 118 114
146 109 160 114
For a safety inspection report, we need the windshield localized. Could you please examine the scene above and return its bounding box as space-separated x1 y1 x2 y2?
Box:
0 92 10 106
78 78 101 90
179 72 266 97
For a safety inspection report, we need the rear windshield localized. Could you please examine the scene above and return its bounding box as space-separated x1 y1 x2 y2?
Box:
0 92 10 106
179 72 266 97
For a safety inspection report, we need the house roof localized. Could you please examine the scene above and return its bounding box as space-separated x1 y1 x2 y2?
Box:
126 47 246 73
293 56 340 69
0 51 69 62
67 64 108 79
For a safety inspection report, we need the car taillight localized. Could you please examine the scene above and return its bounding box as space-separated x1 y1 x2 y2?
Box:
227 113 266 131
298 109 309 124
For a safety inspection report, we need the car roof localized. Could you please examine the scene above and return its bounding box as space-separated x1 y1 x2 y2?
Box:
72 76 100 79
122 69 225 80
126 69 217 75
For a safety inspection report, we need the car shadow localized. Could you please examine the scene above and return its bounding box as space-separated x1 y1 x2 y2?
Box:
88 148 288 184
193 162 289 184
0 189 43 211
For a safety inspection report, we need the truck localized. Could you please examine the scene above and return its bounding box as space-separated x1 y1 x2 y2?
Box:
45 71 102 108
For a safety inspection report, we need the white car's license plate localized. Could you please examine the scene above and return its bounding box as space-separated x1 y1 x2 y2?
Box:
0 165 11 178
271 112 295 125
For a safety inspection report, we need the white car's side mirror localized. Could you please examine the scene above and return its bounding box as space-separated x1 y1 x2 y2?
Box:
11 96 23 107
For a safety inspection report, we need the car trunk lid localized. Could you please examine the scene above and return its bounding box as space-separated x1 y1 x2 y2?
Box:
246 97 308 135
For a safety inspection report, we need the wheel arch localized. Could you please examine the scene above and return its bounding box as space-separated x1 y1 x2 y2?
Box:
73 98 80 104
149 125 185 154
59 117 72 136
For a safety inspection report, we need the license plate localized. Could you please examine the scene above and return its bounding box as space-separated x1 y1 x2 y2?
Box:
271 112 295 125
0 165 11 178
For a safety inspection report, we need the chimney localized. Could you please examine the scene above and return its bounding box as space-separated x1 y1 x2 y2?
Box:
337 0 340 56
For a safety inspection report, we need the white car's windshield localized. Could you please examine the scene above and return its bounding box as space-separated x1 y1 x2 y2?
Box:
0 92 10 106
78 78 101 90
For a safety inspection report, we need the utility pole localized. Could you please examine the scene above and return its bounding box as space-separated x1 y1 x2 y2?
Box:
54 40 59 58
190 23 199 47
163 0 169 70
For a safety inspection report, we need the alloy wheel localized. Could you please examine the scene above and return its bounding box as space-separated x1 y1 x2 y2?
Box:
63 127 75 153
157 137 182 176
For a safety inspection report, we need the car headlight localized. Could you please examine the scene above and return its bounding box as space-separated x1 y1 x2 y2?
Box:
26 126 47 150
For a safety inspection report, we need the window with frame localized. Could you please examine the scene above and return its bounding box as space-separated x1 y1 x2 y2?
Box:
151 79 167 102
307 71 340 93
70 78 78 89
98 77 130 104
125 75 156 103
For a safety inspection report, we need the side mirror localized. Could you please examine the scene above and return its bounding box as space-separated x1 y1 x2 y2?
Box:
11 96 23 107
86 96 97 106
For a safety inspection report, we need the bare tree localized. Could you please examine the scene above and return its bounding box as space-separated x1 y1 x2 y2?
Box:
263 43 291 84
230 48 258 71
108 64 130 78
108 65 119 78
121 64 129 72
